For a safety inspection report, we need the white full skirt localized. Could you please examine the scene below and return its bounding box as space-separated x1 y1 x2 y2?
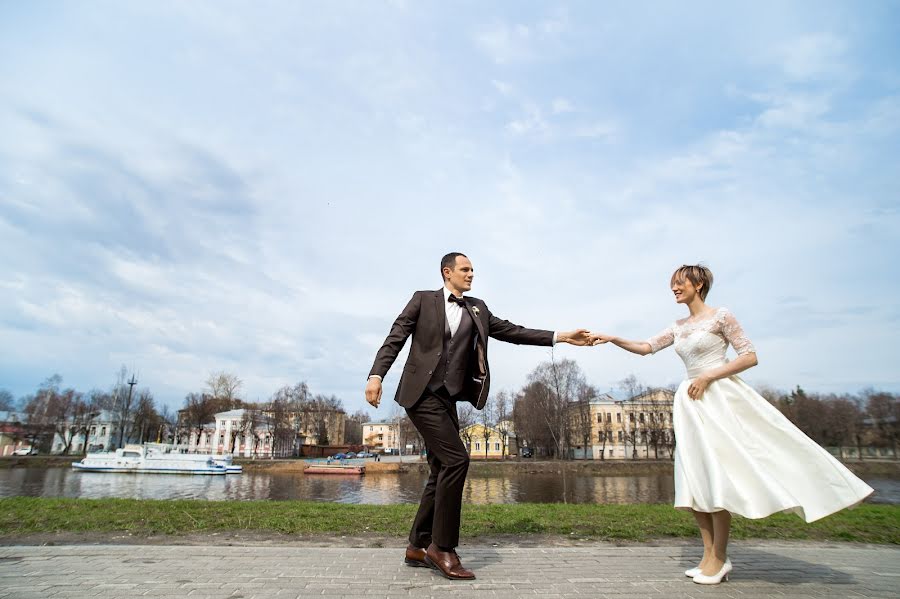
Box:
673 376 874 522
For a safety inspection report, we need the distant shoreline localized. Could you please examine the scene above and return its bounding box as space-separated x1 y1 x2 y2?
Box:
3 455 898 478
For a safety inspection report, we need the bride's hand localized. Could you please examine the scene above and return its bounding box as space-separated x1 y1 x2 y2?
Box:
590 333 615 345
688 376 711 400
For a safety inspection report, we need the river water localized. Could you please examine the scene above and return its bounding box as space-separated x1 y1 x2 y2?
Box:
1 467 897 505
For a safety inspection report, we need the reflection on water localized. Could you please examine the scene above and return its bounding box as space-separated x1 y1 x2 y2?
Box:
0 468 896 505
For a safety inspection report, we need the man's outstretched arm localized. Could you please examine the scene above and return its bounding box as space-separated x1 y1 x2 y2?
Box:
365 292 421 408
486 309 592 346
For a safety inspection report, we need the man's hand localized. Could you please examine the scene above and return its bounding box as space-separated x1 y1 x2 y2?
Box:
558 329 593 346
365 377 383 408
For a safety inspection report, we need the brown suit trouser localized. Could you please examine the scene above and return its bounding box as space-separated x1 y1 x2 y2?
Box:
405 386 470 550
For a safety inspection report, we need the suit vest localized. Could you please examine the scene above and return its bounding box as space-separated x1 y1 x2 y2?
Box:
427 305 476 396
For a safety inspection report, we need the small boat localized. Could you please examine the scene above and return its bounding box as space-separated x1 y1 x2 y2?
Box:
72 443 240 475
304 463 365 475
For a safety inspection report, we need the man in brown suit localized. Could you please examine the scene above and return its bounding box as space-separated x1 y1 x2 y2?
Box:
365 252 591 580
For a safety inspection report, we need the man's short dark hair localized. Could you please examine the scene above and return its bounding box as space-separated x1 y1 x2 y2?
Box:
440 252 467 280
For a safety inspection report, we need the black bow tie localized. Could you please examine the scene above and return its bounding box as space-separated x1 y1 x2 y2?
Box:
447 295 466 307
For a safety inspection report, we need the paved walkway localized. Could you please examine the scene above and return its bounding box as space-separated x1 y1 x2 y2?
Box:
1 542 898 598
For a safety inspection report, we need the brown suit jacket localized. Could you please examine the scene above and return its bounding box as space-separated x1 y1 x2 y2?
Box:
369 289 554 410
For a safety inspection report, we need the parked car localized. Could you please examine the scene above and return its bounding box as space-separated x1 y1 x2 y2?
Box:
357 452 376 458
520 448 534 458
12 447 37 456
344 452 356 459
331 453 348 460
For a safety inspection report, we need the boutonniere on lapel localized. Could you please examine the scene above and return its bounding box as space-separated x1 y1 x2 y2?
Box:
471 306 480 317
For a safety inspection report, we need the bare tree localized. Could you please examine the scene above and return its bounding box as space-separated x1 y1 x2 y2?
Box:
493 390 512 458
205 372 243 404
344 409 370 446
479 399 495 459
821 395 863 460
131 389 162 444
240 405 265 457
618 375 646 459
526 359 587 459
865 389 899 459
458 402 477 455
594 402 613 461
22 375 75 453
0 389 14 411
181 392 223 450
573 384 596 459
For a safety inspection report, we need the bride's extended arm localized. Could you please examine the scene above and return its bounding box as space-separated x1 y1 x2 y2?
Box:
591 333 652 355
591 325 673 356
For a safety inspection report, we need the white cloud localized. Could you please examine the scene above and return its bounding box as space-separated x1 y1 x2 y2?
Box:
777 33 848 81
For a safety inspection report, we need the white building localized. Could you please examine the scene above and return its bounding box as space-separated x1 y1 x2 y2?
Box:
50 409 117 454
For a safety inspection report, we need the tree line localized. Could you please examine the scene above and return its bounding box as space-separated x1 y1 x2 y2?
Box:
1 370 369 455
454 356 899 461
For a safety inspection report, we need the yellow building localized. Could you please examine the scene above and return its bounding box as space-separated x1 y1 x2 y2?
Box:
362 421 399 453
572 389 675 460
460 423 515 459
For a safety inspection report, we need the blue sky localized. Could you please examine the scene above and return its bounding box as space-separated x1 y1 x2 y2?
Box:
1 1 898 415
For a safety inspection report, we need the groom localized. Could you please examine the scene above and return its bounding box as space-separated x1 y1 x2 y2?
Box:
365 252 591 580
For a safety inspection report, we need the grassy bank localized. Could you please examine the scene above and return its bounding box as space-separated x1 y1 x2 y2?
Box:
0 498 896 544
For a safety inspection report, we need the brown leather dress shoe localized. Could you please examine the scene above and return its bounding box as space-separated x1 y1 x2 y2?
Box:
404 544 429 568
424 543 476 580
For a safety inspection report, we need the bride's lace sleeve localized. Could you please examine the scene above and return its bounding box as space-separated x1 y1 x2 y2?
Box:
720 309 756 355
647 327 674 354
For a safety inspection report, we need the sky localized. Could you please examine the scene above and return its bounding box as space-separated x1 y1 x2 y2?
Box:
1 1 898 417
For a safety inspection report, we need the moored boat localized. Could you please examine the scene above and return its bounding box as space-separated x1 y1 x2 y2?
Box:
304 463 365 475
72 443 239 475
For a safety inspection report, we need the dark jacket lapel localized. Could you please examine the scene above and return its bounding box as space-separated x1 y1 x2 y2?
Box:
465 297 486 341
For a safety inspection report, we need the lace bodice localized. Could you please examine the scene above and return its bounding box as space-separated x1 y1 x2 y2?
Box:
647 307 755 376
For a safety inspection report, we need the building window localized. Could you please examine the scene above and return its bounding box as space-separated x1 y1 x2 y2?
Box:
616 413 621 423
597 414 602 423
606 413 612 423
475 442 481 451
90 426 96 435
629 414 634 423
639 413 645 423
618 431 623 442
100 426 107 436
494 443 500 451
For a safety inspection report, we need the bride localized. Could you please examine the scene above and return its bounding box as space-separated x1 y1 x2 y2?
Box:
590 265 873 585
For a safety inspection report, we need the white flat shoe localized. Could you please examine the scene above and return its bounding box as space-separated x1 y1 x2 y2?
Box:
693 559 732 585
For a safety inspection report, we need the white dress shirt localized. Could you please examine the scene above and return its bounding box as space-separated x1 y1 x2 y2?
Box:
443 286 464 337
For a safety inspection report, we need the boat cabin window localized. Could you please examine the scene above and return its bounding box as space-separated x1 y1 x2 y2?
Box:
123 451 141 458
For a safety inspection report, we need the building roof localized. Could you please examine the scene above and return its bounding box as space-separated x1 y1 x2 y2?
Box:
215 409 247 420
363 421 395 426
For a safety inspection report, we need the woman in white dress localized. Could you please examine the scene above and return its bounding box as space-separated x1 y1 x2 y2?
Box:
590 265 873 585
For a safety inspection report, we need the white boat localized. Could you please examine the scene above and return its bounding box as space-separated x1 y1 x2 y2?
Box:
72 443 241 475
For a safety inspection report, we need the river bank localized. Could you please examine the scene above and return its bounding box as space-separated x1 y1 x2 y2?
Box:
1 498 897 544
4 455 899 478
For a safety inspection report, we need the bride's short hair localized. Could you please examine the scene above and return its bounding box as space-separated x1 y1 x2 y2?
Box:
671 265 713 300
